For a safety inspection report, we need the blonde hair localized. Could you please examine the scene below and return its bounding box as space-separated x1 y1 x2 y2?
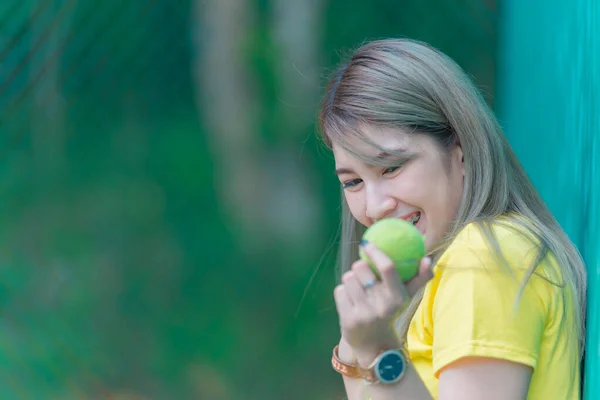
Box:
318 38 586 359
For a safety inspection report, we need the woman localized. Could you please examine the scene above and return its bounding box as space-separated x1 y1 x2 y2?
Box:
319 39 586 399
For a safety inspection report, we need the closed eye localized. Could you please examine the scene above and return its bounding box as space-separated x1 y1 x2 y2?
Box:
383 165 402 175
342 179 362 189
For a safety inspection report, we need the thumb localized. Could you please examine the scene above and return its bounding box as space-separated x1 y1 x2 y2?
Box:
404 257 433 296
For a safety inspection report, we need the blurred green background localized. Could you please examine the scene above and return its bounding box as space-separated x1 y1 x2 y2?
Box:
0 1 496 398
0 0 597 399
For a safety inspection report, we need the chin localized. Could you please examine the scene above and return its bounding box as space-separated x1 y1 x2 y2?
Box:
421 230 434 252
424 234 445 254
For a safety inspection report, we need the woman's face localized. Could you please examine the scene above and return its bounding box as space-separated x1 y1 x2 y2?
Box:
332 125 465 252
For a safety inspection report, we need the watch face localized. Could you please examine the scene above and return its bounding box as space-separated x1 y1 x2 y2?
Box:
375 350 407 384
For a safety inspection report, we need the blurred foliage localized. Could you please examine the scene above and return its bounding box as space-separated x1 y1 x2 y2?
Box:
0 0 496 398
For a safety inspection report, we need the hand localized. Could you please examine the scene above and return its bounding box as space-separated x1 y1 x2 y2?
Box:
334 241 433 365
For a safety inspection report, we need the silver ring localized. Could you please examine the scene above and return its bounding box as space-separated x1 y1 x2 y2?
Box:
363 279 376 290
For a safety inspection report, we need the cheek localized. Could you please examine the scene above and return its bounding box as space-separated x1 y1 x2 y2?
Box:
448 176 465 219
344 192 369 226
391 167 431 203
428 168 464 227
400 162 458 222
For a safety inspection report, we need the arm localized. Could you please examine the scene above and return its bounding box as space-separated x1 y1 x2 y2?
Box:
334 242 535 400
333 242 433 400
337 337 432 400
429 236 542 400
339 337 532 400
438 357 532 400
336 339 364 399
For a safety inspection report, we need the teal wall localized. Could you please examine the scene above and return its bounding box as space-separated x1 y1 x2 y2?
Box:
497 1 599 398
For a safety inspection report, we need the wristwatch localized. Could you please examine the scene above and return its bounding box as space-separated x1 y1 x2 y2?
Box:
331 345 409 385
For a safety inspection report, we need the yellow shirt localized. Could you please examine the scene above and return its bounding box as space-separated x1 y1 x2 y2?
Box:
407 219 580 399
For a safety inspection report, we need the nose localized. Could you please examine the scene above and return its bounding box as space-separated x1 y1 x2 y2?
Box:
365 184 397 222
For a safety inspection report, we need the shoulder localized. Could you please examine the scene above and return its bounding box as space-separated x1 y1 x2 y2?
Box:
415 215 572 381
448 215 539 254
426 214 561 321
437 214 555 277
428 214 563 316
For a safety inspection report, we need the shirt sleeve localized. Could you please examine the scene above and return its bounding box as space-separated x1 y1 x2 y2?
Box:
431 236 548 378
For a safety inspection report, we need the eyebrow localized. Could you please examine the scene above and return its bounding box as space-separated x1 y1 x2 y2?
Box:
375 148 409 159
335 148 413 175
335 167 354 176
335 148 412 175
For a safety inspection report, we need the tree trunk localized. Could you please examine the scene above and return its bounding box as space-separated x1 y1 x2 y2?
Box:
192 0 265 249
193 0 326 259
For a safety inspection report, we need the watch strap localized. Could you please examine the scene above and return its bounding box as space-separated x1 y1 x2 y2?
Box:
331 345 362 379
331 345 409 384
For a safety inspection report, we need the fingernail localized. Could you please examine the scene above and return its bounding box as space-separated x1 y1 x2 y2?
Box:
359 240 368 247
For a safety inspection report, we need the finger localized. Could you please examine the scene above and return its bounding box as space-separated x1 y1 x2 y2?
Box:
360 242 404 296
351 260 378 287
405 257 433 296
342 270 369 306
333 284 353 316
352 260 399 316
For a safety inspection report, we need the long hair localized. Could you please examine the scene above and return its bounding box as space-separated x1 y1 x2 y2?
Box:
318 38 586 359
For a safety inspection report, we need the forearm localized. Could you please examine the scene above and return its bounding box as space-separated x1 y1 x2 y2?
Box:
338 340 433 400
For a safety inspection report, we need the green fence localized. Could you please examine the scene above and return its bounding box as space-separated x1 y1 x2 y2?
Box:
497 1 599 398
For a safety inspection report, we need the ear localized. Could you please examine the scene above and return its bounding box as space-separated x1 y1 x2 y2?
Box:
454 144 465 176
